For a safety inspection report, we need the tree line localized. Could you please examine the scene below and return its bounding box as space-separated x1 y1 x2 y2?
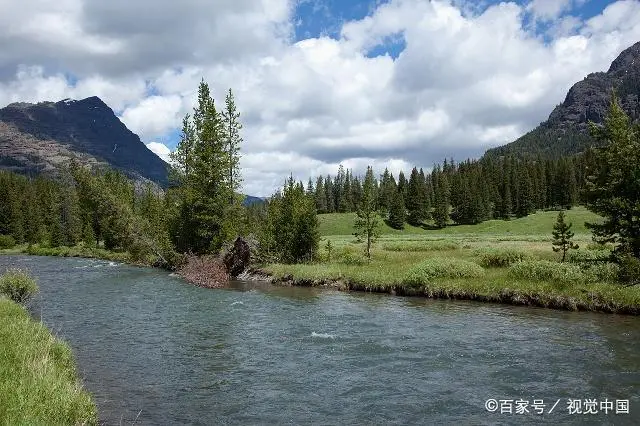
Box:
308 155 585 229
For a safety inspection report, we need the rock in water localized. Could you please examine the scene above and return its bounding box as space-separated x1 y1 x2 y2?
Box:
223 237 252 278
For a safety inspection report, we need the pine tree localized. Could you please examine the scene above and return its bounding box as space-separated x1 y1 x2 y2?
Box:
583 94 640 259
388 190 406 230
314 176 327 213
515 163 534 218
432 167 450 228
221 89 243 201
354 166 379 261
552 211 578 262
169 80 238 253
406 167 427 226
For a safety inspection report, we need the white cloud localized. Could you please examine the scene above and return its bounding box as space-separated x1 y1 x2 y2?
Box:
145 142 172 164
1 0 640 196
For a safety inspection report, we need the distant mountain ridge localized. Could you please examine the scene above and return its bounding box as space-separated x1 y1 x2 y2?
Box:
0 96 170 185
486 41 640 158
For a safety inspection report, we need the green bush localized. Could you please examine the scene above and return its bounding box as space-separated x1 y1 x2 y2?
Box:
568 249 612 264
508 261 585 286
383 240 459 252
617 254 640 285
0 235 16 249
473 248 532 268
335 245 367 265
582 263 620 283
586 242 615 251
403 258 485 288
0 269 39 304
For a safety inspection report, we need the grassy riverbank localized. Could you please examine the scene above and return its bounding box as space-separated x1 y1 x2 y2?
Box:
0 243 139 264
264 207 640 314
0 298 97 424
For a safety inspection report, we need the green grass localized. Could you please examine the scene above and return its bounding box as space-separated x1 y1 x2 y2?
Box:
319 207 600 237
0 243 142 264
264 207 640 314
0 298 97 424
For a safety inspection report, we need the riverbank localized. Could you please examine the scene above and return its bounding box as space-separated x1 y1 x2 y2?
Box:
256 208 639 315
258 265 640 315
0 298 97 424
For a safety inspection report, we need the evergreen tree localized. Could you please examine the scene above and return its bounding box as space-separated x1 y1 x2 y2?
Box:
354 166 379 261
388 190 406 230
169 80 238 253
515 163 535 218
552 211 578 262
397 171 408 199
314 176 327 213
221 89 243 201
583 94 640 259
406 167 427 226
266 176 319 262
432 167 450 228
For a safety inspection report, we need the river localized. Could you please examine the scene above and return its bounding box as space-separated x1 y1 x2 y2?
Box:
1 255 638 425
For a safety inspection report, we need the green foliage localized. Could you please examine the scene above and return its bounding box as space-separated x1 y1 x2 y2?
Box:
353 166 379 260
617 254 640 285
169 80 242 254
383 240 460 252
0 268 39 304
325 239 333 262
583 94 640 259
582 263 621 283
0 234 16 249
406 167 428 226
0 299 97 424
552 211 579 262
264 177 320 263
473 247 532 267
508 260 586 286
567 248 612 264
387 190 406 229
335 244 367 265
402 258 485 288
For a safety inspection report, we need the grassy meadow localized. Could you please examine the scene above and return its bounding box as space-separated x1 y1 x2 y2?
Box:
264 207 640 313
0 298 97 424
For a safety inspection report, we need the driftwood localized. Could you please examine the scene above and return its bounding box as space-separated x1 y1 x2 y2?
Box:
223 237 252 278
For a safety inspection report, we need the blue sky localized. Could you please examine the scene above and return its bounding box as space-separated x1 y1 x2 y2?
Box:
293 0 619 59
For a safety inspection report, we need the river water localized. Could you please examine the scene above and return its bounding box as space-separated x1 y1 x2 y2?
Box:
1 255 638 425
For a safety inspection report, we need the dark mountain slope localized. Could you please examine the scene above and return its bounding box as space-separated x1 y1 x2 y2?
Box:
0 96 169 185
486 41 640 158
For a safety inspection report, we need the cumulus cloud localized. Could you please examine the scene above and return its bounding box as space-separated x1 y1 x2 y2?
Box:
145 142 172 164
1 0 640 196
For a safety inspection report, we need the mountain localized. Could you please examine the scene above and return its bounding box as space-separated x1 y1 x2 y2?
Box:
0 96 169 185
242 195 265 206
486 41 640 158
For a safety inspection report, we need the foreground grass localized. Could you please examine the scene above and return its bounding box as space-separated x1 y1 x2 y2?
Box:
265 208 639 314
0 298 97 424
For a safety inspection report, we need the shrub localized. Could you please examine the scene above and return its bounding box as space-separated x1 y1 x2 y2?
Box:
473 248 532 268
403 258 485 288
586 242 615 251
0 269 39 304
0 234 16 249
508 261 585 286
617 254 640 285
568 249 612 264
336 245 366 265
383 240 459 252
582 263 620 283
